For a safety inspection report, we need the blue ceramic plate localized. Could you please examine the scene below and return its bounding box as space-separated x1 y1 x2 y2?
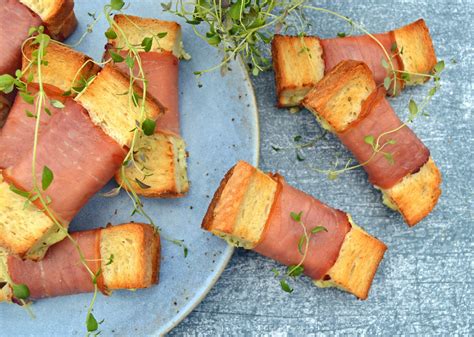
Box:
0 1 259 335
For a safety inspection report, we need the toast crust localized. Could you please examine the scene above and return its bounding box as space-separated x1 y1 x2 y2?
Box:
20 0 77 40
109 14 182 58
272 35 325 107
303 60 376 133
315 224 387 300
394 19 437 84
114 132 188 197
75 64 164 147
382 157 441 226
100 223 160 290
22 40 100 94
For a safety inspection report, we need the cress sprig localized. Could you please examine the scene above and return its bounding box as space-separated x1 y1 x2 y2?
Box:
0 27 109 336
272 211 326 293
102 0 189 257
164 0 307 76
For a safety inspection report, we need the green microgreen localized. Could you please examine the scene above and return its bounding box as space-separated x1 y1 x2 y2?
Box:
274 211 326 293
12 283 30 300
41 166 54 191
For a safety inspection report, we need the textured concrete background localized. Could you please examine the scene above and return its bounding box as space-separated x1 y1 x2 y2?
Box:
170 0 473 335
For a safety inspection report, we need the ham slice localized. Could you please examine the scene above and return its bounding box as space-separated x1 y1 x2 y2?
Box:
321 32 403 89
8 229 102 299
338 88 430 189
0 0 42 127
111 50 180 135
0 0 42 77
0 87 67 169
254 176 351 280
3 100 126 223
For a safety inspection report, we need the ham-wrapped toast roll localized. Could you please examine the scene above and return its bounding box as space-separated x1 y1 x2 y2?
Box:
0 0 77 126
302 60 441 226
104 14 189 197
202 161 387 299
0 223 160 302
0 42 103 260
0 42 163 260
272 19 437 107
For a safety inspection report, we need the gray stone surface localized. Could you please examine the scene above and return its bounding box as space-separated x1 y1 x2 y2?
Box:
170 0 473 335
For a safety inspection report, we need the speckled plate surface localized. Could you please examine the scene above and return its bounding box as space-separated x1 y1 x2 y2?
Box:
0 1 258 336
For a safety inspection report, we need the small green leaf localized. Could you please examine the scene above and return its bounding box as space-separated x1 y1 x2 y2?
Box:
134 178 151 190
141 37 153 52
62 90 72 97
328 171 339 180
25 110 35 118
0 74 15 94
287 265 304 277
106 254 114 265
409 99 418 116
311 226 327 234
297 235 306 254
280 279 293 293
391 42 398 53
142 118 156 136
86 313 99 332
207 34 221 46
110 51 124 63
401 73 411 81
228 0 243 20
157 32 168 38
9 185 30 198
293 135 302 142
12 284 30 299
296 152 305 161
271 268 280 277
125 55 134 69
386 139 397 145
381 58 389 69
290 211 302 222
28 27 37 36
252 67 259 76
105 28 117 40
434 60 445 74
384 152 395 165
20 92 34 104
183 247 188 258
364 135 375 147
50 100 64 109
110 0 125 10
337 32 346 38
41 166 54 191
271 145 281 152
383 77 392 90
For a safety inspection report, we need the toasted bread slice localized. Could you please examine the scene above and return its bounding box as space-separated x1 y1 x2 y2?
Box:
393 19 437 85
272 35 325 107
203 161 386 298
314 222 387 300
0 175 66 260
202 161 278 249
303 60 376 133
100 223 160 290
22 40 100 94
115 132 188 197
381 157 441 226
303 60 441 225
20 0 77 40
109 14 183 58
75 64 164 147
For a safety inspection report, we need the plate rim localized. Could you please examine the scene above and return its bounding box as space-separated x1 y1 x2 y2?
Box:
159 56 260 336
